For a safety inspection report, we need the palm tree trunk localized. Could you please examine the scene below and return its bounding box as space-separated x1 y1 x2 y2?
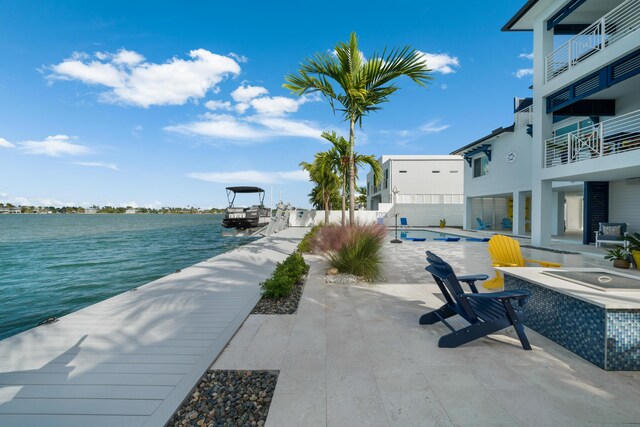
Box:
348 117 356 226
324 194 330 225
341 176 346 226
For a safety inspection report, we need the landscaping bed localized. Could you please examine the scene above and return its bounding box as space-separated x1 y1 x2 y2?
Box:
251 278 305 315
168 370 278 427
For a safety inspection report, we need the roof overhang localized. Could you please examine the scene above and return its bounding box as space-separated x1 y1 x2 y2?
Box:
451 125 515 155
502 0 540 32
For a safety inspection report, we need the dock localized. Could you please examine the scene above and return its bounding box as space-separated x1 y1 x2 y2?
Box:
0 228 305 427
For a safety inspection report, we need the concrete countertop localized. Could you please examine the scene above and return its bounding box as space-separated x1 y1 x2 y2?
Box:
497 267 640 309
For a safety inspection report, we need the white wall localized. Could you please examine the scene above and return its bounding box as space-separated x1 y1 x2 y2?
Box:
389 158 463 196
289 209 387 227
463 127 532 199
289 202 462 228
386 203 463 227
609 179 640 234
367 155 464 207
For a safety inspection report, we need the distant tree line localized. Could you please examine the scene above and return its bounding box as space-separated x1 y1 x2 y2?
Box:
0 203 225 214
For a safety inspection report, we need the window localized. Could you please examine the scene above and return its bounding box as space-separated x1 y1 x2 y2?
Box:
553 118 594 137
473 156 489 178
399 170 407 173
384 169 389 189
432 170 440 173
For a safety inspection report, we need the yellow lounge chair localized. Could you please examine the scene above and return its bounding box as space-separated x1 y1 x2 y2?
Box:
484 234 561 289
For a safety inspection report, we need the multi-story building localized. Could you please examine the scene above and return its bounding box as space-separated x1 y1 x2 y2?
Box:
366 155 464 226
451 98 538 234
458 0 640 246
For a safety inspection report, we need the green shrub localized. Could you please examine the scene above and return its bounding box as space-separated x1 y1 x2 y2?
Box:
260 251 309 299
297 224 323 253
325 224 385 281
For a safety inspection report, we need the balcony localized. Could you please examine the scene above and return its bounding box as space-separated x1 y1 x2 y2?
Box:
544 108 640 168
545 0 640 82
515 104 533 129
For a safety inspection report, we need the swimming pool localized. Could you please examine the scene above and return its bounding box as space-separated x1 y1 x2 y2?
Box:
392 230 462 241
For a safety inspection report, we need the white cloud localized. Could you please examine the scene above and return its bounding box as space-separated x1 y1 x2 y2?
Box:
188 169 309 184
419 120 450 134
48 48 241 108
247 115 323 139
417 52 460 74
519 52 534 60
230 84 268 103
117 200 161 208
165 112 323 142
440 84 448 90
515 68 534 79
20 135 89 157
205 100 233 111
112 49 145 66
73 161 119 171
228 52 248 63
8 196 75 207
250 96 300 116
0 137 15 148
166 113 265 141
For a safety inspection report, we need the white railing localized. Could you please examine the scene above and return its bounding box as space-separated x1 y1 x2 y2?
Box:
544 109 640 168
396 194 464 204
516 105 533 129
545 0 640 82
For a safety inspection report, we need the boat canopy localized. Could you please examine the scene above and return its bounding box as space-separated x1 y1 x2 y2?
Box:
225 186 266 207
225 186 265 193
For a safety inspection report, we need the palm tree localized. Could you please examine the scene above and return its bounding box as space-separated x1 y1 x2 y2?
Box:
300 153 339 225
321 131 382 225
284 32 431 225
356 186 368 209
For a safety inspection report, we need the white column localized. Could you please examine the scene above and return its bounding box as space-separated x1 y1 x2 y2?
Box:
551 191 565 236
532 180 553 245
532 17 554 246
513 191 527 236
464 197 473 230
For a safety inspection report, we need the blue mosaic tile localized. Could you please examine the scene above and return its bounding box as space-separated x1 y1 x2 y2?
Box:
606 311 640 370
505 275 640 371
505 275 606 369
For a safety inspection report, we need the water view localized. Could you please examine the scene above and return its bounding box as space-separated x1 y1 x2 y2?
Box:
0 214 256 340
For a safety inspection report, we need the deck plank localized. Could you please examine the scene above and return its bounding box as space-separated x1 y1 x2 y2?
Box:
0 229 304 426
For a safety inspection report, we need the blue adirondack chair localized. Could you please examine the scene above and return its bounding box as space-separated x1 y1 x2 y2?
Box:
400 217 408 228
476 217 491 230
420 251 532 350
501 217 513 229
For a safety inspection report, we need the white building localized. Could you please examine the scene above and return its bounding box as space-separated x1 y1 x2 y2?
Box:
0 207 21 214
458 0 640 246
452 98 536 234
366 155 464 227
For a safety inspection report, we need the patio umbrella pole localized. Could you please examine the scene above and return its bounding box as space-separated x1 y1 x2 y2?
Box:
391 213 402 244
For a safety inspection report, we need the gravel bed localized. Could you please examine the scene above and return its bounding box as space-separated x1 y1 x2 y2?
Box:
168 370 278 427
250 278 305 315
520 245 579 255
325 273 363 284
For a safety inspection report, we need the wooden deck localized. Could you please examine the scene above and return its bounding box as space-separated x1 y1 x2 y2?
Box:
0 228 304 427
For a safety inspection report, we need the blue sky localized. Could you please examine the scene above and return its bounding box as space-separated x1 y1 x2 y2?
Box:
0 0 534 209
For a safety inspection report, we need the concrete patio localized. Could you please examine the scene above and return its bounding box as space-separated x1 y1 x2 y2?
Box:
214 237 640 426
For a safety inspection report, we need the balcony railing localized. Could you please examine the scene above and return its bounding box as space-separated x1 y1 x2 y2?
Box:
544 109 640 168
545 0 640 82
516 105 533 129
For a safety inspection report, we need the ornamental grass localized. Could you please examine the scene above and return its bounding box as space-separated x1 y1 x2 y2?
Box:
314 223 386 281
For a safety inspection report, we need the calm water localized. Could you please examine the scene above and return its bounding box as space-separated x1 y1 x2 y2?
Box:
0 214 256 341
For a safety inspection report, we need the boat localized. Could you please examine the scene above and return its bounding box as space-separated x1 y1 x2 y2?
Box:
222 186 272 230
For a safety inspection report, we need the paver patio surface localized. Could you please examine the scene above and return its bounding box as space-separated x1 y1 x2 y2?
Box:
214 237 640 426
